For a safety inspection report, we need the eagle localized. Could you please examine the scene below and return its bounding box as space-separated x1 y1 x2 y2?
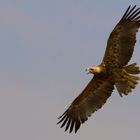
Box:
57 5 140 133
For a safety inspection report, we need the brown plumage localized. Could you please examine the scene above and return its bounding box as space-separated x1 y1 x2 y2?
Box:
57 5 140 133
103 5 140 69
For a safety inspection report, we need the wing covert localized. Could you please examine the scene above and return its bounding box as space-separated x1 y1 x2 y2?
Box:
57 76 114 133
103 5 140 69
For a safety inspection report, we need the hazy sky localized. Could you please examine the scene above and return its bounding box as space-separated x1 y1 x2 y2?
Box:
0 0 140 140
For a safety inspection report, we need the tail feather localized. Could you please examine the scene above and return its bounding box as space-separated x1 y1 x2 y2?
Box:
115 63 140 97
124 63 140 74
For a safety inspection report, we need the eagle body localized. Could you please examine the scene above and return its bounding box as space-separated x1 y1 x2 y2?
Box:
58 6 140 133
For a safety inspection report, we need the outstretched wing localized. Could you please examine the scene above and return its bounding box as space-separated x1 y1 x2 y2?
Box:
57 76 114 133
103 5 140 69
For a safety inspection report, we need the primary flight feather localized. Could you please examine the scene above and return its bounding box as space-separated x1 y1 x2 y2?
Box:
57 5 140 133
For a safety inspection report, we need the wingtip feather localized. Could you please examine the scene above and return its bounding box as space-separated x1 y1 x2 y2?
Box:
121 5 140 22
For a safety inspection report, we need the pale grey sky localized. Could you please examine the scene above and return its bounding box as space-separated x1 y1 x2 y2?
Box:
0 0 140 140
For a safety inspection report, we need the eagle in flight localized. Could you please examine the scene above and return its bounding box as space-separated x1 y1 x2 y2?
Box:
57 5 140 133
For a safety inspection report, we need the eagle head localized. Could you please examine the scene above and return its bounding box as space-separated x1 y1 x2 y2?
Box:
85 63 106 75
85 66 102 74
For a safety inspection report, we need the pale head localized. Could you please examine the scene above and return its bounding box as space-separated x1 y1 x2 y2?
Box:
85 66 102 75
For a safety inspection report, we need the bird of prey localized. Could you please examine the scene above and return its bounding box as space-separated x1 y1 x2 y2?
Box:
57 5 140 133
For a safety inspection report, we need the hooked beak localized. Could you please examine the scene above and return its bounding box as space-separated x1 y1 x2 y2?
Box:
85 68 91 74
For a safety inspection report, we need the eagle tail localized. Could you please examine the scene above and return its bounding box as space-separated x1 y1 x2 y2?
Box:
124 63 140 74
115 63 140 97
